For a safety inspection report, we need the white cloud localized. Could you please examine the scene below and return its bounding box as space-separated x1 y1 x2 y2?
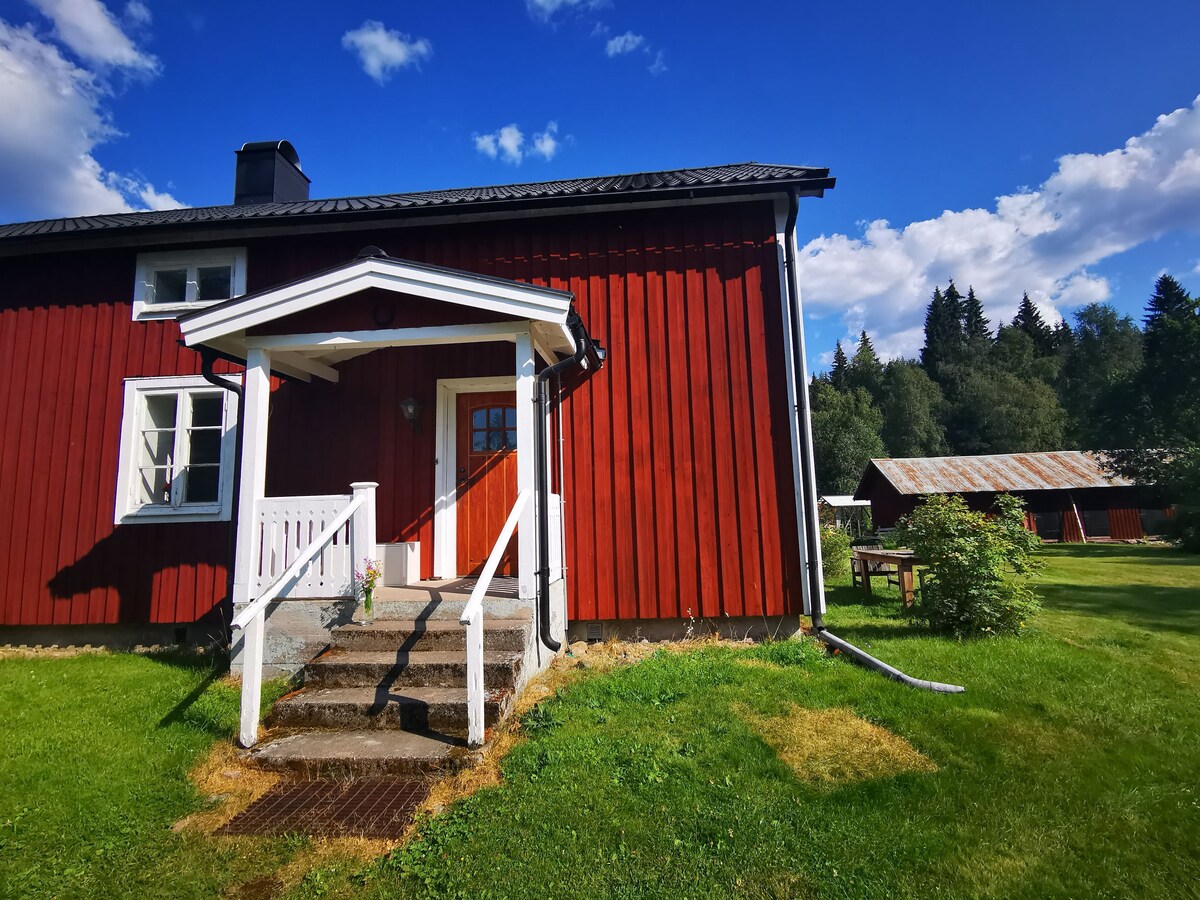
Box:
531 122 559 160
29 0 157 70
341 20 432 84
605 31 643 56
648 49 667 75
124 1 151 26
0 16 182 222
526 0 604 22
473 121 564 164
799 95 1200 357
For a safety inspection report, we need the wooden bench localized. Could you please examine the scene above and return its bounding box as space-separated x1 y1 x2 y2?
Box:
851 548 924 606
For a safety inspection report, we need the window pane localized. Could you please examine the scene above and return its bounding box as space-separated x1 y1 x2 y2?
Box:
139 429 174 468
472 430 488 451
505 429 517 449
196 266 232 301
188 430 221 465
190 394 222 427
505 407 515 427
152 268 187 304
472 409 486 428
184 466 219 503
488 431 504 451
144 393 178 430
137 467 171 505
489 408 505 429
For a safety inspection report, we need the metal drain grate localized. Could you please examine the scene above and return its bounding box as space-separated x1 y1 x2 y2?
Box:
218 778 430 838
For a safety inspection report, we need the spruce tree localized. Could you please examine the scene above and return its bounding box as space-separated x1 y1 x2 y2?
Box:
829 340 850 390
920 285 965 380
963 286 992 354
1011 292 1054 354
847 330 885 402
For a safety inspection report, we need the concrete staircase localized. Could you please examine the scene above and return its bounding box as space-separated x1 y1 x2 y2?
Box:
251 610 533 779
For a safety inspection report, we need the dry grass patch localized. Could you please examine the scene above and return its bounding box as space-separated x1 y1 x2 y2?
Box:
174 740 282 834
735 702 937 784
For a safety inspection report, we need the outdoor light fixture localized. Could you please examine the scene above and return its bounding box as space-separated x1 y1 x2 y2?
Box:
399 397 422 432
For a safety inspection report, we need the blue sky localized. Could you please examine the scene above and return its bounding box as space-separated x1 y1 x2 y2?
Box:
1 0 1198 366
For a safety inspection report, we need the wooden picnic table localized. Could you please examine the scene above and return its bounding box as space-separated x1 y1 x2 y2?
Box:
851 548 925 606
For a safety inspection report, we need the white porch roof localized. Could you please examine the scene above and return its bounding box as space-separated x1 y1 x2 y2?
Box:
178 250 577 381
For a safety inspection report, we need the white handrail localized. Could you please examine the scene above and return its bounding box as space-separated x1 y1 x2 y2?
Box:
232 493 365 631
461 489 530 746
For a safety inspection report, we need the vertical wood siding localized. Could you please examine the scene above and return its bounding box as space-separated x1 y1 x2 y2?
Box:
0 248 237 626
0 199 804 625
1107 508 1144 541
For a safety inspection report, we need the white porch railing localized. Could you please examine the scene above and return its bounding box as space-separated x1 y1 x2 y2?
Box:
254 495 355 598
234 482 377 748
460 489 530 747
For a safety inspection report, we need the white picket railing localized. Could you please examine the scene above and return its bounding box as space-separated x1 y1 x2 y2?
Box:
254 495 355 598
234 482 377 748
460 489 530 747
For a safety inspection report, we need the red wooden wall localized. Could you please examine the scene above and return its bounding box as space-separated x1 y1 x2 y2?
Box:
0 247 238 626
0 199 805 625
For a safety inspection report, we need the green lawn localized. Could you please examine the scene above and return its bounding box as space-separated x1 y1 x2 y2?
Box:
2 545 1198 899
0 651 290 899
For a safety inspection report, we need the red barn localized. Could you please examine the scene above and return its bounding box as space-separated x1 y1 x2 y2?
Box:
0 143 835 749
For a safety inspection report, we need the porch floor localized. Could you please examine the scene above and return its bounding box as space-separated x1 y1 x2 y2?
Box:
377 576 520 602
372 577 527 620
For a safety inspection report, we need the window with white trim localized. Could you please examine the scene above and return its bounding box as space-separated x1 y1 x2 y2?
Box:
114 376 238 524
132 248 247 320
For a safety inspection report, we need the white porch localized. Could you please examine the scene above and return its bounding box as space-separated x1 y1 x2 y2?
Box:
179 251 601 747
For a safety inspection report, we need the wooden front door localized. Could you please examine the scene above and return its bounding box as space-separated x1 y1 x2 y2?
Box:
456 391 518 576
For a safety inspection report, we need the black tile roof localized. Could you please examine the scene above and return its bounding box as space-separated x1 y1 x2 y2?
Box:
0 162 833 244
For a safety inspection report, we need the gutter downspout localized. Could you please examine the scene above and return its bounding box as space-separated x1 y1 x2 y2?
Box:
534 311 604 653
780 192 964 695
198 347 244 638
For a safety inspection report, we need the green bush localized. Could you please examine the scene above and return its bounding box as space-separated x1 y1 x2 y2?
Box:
820 525 852 580
895 493 1042 637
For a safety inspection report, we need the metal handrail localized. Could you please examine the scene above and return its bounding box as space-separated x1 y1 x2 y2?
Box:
460 489 530 746
232 492 365 631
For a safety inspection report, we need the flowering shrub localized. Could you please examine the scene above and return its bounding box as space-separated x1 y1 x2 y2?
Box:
894 493 1042 637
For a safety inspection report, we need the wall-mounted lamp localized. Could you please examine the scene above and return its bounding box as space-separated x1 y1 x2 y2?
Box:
399 396 423 432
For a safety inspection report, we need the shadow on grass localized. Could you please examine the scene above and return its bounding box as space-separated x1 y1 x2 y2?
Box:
144 650 241 739
1041 544 1200 566
1039 583 1200 636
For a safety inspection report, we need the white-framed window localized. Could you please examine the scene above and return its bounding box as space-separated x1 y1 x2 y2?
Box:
114 375 239 524
132 248 247 320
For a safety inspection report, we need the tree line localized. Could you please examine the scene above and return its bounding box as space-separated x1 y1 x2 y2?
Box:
809 275 1200 511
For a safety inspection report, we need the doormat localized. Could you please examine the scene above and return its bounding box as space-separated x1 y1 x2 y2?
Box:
217 778 430 838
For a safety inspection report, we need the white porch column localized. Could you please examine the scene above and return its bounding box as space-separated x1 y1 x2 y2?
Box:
350 482 380 571
234 347 271 748
515 329 537 601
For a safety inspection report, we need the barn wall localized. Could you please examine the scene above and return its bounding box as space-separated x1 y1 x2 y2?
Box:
0 246 239 626
0 200 805 624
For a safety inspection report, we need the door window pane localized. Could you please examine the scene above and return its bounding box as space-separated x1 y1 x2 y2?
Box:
470 405 517 454
472 430 488 451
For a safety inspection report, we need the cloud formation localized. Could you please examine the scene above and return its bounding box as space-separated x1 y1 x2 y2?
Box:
525 0 603 23
474 122 562 164
0 7 181 223
605 31 643 56
29 0 157 70
341 20 432 84
799 95 1200 358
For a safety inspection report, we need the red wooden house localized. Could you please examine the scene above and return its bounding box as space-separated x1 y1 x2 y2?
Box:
0 143 834 750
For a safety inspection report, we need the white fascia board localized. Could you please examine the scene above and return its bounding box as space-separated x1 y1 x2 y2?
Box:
181 257 570 347
245 321 527 353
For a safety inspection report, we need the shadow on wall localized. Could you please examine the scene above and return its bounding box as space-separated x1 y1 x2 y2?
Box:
46 523 231 627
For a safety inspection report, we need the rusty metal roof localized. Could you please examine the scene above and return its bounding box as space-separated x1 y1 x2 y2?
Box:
0 162 834 243
856 451 1132 498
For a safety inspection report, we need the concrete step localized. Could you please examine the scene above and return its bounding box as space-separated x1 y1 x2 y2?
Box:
251 730 475 779
268 685 511 735
303 649 523 690
331 617 530 653
372 597 532 621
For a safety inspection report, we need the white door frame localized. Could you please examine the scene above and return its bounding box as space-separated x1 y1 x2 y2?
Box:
433 375 518 580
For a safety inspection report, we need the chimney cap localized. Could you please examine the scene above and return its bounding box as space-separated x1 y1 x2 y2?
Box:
237 140 304 173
